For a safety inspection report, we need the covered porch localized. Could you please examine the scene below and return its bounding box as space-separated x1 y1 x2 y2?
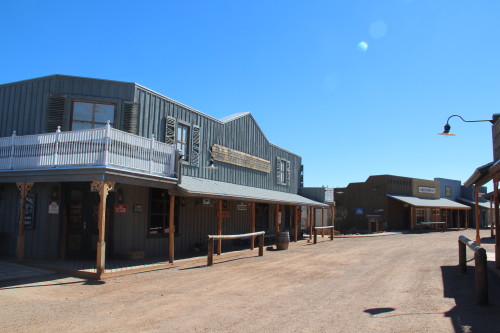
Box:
387 195 470 231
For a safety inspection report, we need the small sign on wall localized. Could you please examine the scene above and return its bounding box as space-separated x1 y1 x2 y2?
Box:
48 201 59 214
355 208 364 215
418 186 436 194
114 204 128 214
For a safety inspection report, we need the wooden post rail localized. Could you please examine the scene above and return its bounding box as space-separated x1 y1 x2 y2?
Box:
313 226 334 244
207 231 265 266
458 235 489 306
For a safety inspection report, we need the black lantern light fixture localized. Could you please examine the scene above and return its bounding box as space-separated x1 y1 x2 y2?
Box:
438 115 494 136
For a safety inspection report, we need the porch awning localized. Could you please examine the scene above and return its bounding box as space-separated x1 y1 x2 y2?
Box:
387 195 470 209
456 197 491 209
176 176 328 207
464 161 494 187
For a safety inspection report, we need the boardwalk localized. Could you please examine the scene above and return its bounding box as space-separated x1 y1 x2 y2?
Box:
1 229 499 333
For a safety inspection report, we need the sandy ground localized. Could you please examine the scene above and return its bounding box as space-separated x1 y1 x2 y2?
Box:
1 229 500 333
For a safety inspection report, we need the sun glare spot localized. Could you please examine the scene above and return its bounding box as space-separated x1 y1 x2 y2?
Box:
357 41 368 52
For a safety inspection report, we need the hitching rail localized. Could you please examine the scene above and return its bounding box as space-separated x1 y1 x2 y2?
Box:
207 231 265 266
313 226 334 244
458 235 489 306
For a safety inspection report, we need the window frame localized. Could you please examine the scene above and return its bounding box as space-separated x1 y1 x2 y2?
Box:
176 122 190 162
70 100 116 130
147 188 179 237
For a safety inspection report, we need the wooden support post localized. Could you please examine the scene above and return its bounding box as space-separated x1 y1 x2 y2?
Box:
275 204 280 240
330 206 335 233
16 182 34 262
250 202 255 250
410 206 415 231
458 239 466 273
495 180 500 269
475 249 489 306
321 208 325 237
475 186 481 245
91 180 114 278
293 206 300 242
457 210 461 230
258 234 264 256
217 200 222 256
314 228 318 244
466 209 469 229
169 195 175 263
490 200 494 238
309 207 314 241
207 237 214 266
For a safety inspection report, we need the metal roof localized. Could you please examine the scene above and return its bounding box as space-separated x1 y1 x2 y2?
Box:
177 176 328 207
387 195 470 209
456 197 491 209
464 161 494 187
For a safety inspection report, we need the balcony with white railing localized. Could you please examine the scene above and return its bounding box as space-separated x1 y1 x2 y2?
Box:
0 123 177 178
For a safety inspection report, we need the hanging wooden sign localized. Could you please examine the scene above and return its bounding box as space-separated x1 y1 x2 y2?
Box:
211 144 271 173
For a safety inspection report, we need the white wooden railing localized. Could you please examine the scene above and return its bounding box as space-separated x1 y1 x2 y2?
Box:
0 122 176 178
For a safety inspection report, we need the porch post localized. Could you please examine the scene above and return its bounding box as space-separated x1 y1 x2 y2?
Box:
494 180 499 269
321 208 325 237
217 199 222 255
330 206 335 231
16 182 34 262
91 180 115 278
309 207 314 241
275 204 280 240
250 202 255 250
294 206 299 242
169 195 175 263
475 186 481 245
490 199 494 238
410 206 414 231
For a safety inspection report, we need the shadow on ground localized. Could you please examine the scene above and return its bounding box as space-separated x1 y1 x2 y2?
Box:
441 265 500 333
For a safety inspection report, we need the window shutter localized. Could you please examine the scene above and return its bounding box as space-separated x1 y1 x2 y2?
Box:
122 102 139 134
165 116 176 145
276 157 281 184
46 94 66 132
191 125 200 167
286 160 291 186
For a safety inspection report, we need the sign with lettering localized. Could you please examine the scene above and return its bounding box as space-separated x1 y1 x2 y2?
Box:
211 144 271 173
18 193 36 229
355 208 364 215
114 204 128 214
418 186 436 194
48 201 59 214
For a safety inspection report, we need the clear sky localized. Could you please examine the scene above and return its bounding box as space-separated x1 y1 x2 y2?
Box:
1 0 499 190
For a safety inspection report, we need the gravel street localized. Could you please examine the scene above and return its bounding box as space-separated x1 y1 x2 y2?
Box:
1 228 499 333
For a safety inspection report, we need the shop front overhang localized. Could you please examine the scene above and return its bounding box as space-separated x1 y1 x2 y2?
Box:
387 195 470 209
464 161 494 187
176 176 328 207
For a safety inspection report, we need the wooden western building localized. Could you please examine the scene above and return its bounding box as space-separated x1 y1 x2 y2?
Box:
0 75 326 278
334 175 470 233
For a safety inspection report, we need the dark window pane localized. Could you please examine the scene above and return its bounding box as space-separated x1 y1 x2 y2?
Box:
73 102 94 122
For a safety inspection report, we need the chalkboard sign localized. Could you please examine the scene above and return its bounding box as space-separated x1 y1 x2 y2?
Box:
18 193 36 229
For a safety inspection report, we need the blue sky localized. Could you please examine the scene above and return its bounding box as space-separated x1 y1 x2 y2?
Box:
1 0 499 190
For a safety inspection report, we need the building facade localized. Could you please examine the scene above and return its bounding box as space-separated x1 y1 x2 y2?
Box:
335 175 470 233
0 75 325 277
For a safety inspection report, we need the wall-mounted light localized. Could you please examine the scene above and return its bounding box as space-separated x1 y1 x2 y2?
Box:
117 188 124 203
438 115 494 136
51 186 59 201
203 146 218 170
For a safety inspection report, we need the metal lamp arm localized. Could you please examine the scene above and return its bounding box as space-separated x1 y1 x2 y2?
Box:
446 115 494 125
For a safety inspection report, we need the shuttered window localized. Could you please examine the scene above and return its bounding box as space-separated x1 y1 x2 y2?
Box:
122 102 139 134
276 157 291 186
165 116 176 145
176 123 190 161
46 94 67 132
191 125 200 166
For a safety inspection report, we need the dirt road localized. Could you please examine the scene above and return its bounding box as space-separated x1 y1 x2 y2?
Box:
1 229 499 333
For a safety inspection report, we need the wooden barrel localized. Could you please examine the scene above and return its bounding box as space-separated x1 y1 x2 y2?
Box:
276 231 290 250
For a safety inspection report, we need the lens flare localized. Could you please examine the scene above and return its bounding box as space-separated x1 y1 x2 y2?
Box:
357 41 368 52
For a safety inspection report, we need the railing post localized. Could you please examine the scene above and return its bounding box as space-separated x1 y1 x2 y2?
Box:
314 227 318 244
330 227 334 240
103 121 111 165
475 249 489 306
207 236 214 266
149 134 155 174
459 239 466 273
258 234 264 256
53 126 61 167
9 130 16 169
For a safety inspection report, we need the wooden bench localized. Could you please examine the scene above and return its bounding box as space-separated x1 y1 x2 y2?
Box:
418 222 447 232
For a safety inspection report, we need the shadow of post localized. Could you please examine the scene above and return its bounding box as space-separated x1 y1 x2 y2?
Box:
441 266 500 332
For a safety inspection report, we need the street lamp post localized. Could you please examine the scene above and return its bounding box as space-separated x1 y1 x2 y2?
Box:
438 114 495 245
